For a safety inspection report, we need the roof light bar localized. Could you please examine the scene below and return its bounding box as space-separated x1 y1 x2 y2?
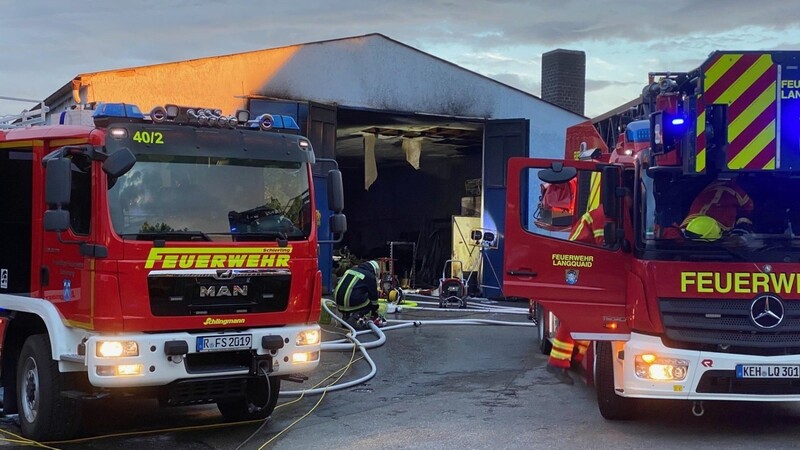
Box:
93 102 145 127
132 103 300 132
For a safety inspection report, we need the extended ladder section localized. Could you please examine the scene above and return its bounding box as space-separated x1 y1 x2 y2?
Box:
0 96 49 129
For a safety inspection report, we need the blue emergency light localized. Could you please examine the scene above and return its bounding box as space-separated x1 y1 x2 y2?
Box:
92 103 145 127
93 103 144 120
663 112 689 136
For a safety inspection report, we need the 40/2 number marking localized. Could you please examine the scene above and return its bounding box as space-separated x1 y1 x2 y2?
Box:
132 131 164 145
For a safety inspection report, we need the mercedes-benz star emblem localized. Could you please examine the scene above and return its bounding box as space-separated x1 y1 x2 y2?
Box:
750 294 785 329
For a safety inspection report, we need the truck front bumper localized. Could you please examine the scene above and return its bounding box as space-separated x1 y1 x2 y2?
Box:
84 324 320 388
617 333 800 401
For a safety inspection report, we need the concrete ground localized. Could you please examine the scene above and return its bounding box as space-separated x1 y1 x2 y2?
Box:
3 297 800 449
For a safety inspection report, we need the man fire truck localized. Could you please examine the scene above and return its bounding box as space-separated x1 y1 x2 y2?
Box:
0 101 346 440
505 50 800 419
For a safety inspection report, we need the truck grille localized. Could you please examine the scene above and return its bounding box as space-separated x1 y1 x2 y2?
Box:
659 298 800 355
148 270 290 316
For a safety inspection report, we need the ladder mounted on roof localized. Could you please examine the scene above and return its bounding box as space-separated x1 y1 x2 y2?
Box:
0 96 49 129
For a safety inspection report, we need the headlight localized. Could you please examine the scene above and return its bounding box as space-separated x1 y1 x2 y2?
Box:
97 341 139 358
296 329 320 346
635 354 689 381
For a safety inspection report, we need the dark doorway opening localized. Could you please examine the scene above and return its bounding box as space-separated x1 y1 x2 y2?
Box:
335 107 484 288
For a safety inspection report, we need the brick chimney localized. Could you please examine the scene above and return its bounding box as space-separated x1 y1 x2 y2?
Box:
541 49 586 116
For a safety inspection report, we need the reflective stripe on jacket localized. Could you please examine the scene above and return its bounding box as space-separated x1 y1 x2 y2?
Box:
334 267 378 312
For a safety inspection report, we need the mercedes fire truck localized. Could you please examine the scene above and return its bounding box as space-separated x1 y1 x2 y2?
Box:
0 101 346 440
505 51 800 419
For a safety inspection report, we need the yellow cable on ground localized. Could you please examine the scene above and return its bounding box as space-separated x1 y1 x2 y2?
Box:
1 428 60 449
45 418 266 445
44 353 368 446
275 355 364 412
255 332 360 449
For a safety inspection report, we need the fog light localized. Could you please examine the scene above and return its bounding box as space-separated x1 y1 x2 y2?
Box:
292 351 320 363
96 366 115 376
116 364 143 376
635 355 689 381
296 329 320 346
97 341 139 358
96 364 143 376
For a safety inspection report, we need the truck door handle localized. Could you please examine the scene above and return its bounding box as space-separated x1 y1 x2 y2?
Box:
507 270 537 277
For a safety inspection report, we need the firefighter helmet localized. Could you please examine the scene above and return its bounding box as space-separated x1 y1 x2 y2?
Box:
367 260 380 276
684 215 723 241
387 287 405 304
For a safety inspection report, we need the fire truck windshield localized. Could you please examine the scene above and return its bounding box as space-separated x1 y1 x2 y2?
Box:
638 169 800 262
108 155 311 242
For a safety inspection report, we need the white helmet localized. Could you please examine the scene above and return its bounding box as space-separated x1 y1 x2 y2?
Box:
367 260 380 276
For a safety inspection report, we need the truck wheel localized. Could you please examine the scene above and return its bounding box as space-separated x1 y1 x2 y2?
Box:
536 305 553 355
17 334 81 440
595 341 636 420
218 376 281 422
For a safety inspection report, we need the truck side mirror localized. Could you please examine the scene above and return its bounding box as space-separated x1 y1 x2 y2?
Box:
102 147 136 179
44 210 70 232
43 157 73 232
45 157 72 207
537 162 577 184
330 213 347 235
601 165 621 221
327 169 344 212
651 111 688 155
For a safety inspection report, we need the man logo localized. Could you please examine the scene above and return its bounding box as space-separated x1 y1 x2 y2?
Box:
200 285 248 297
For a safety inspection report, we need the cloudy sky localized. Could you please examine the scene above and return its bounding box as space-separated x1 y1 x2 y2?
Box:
2 0 800 119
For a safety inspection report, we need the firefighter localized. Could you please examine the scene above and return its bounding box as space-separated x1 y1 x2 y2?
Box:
334 260 385 328
680 178 754 240
545 206 603 384
658 177 754 240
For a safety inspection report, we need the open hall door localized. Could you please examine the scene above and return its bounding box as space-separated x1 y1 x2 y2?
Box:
503 157 631 339
307 101 338 294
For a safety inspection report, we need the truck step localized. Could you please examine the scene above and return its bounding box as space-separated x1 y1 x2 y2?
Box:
60 353 85 363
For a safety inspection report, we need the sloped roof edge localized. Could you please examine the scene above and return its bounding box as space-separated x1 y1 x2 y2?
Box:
52 33 584 119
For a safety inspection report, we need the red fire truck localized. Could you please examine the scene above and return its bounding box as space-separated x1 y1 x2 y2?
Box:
0 101 345 439
506 51 800 419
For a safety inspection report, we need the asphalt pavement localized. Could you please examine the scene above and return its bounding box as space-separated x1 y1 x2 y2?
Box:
4 297 800 449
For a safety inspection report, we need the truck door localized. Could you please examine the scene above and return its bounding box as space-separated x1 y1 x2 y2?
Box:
503 157 631 338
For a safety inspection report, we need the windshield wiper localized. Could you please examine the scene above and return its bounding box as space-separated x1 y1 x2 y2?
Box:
121 231 211 242
228 205 281 225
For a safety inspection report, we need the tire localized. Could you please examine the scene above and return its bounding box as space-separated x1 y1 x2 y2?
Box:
17 334 82 441
536 305 553 355
595 341 637 420
218 376 281 422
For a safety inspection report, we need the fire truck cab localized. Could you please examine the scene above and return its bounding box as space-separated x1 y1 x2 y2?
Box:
0 101 345 440
505 51 800 419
